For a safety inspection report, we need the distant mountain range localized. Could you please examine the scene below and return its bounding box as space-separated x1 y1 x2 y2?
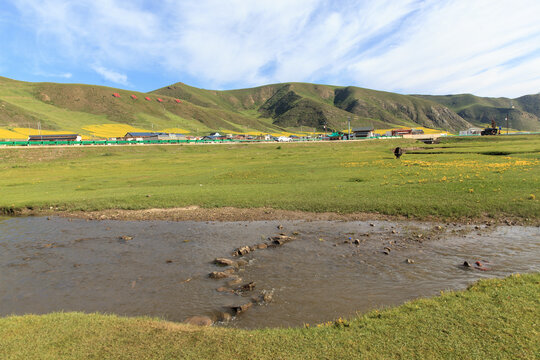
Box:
0 76 538 137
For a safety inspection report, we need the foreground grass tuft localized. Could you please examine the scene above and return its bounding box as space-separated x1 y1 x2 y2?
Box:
1 273 538 359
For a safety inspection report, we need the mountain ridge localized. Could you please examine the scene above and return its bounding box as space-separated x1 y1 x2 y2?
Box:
1 76 538 138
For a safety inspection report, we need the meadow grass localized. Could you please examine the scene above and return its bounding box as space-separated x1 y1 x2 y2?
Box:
0 273 538 359
0 136 538 219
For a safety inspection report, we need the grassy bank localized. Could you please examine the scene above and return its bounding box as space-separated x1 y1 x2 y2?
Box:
0 135 538 219
1 273 538 359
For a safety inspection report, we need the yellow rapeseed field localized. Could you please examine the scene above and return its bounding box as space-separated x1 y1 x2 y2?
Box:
373 127 449 135
82 124 152 138
0 128 25 139
0 127 76 140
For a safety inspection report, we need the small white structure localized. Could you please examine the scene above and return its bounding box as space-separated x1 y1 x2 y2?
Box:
459 128 482 136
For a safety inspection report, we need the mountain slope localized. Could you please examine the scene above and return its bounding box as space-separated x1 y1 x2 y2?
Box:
153 82 472 131
2 75 537 139
416 93 540 131
0 77 283 136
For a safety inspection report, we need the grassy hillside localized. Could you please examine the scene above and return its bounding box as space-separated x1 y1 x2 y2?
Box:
3 75 538 139
417 93 540 131
0 77 283 138
154 82 473 132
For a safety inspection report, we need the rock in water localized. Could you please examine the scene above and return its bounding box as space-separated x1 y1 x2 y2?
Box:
209 268 235 279
233 246 251 257
185 316 213 326
231 302 253 315
253 290 274 304
214 258 237 266
235 282 256 292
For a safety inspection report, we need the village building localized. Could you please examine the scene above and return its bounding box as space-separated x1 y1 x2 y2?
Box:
28 134 81 141
123 132 186 140
391 128 413 136
352 127 374 138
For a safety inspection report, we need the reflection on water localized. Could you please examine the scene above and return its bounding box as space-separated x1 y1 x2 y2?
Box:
0 217 538 329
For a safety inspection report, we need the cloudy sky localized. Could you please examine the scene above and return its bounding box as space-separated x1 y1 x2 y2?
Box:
1 0 539 97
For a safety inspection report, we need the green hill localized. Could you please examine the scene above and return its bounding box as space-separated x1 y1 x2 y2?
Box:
2 75 537 138
416 93 540 131
0 76 282 136
153 82 472 132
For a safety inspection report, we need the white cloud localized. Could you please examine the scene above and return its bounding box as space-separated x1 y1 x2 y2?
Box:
346 0 540 97
6 0 540 96
92 65 128 85
35 71 73 79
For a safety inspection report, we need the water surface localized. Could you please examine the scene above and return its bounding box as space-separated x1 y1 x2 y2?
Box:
0 217 538 328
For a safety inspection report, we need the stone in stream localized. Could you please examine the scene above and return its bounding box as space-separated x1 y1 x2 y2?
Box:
227 277 243 286
256 243 268 250
217 312 232 322
270 235 292 246
353 239 361 245
236 259 248 267
119 235 133 241
214 258 237 267
463 261 472 268
252 290 274 304
185 316 213 326
235 281 256 292
231 302 253 315
232 246 251 257
209 268 235 279
405 258 415 264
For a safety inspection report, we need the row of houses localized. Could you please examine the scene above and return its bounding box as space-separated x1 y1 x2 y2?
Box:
327 127 425 140
24 127 429 142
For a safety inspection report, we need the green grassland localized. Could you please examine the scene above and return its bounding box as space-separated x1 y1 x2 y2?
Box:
1 273 538 359
1 136 538 219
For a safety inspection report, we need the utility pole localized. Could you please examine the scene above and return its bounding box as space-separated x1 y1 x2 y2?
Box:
506 101 514 135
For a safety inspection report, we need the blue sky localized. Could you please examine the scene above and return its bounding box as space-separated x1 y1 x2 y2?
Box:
1 0 539 97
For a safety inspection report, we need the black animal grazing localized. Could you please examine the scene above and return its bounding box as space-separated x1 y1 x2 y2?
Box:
393 147 403 159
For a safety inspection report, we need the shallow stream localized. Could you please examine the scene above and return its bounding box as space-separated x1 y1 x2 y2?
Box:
0 217 538 328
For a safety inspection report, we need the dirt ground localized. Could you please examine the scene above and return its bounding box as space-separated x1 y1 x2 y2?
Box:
13 206 537 226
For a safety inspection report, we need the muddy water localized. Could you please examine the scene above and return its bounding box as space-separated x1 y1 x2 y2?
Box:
0 217 538 329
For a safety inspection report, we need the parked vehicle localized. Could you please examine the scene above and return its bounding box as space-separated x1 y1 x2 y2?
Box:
277 136 291 142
